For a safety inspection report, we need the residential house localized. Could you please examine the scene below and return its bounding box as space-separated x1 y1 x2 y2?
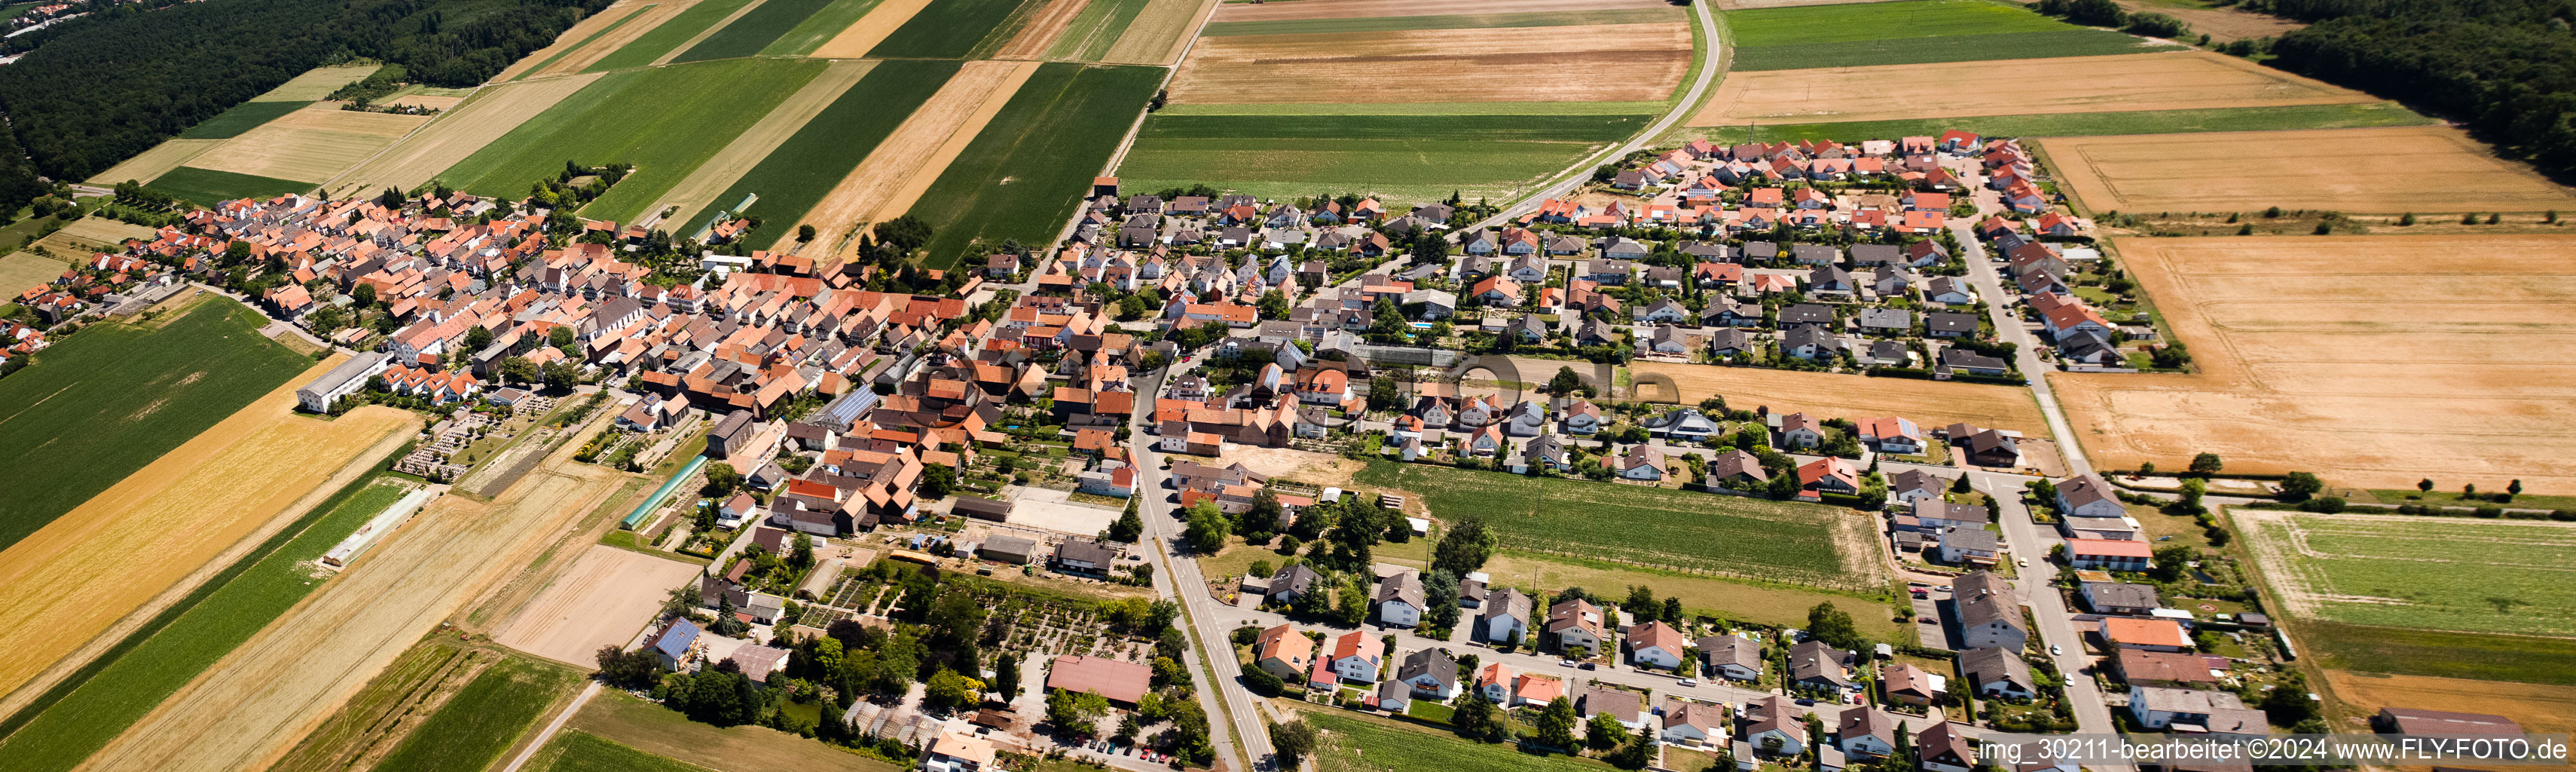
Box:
2056 473 2125 518
2082 582 2162 615
1663 700 1732 747
1483 588 1533 643
1797 456 1859 501
1743 695 1807 756
1939 528 2001 566
1839 706 1898 759
1789 639 1857 694
1881 662 1945 706
1628 620 1688 669
1954 571 2028 651
1327 630 1388 682
1548 597 1608 654
2100 617 2192 652
2068 538 2154 571
1919 721 1978 772
1618 444 1668 482
1377 571 1427 627
1253 623 1315 682
1697 633 1764 681
1961 646 2037 700
1396 648 1460 700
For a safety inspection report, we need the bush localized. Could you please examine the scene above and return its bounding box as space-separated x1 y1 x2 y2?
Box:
2474 506 2505 518
2123 11 2189 37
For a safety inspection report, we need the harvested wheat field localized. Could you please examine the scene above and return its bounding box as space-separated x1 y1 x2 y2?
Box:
79 413 628 772
1212 0 1671 23
1100 0 1216 65
785 60 1037 253
1695 51 2369 126
85 139 223 185
253 65 385 102
2322 670 2575 738
186 105 430 185
496 0 687 81
996 0 1088 58
2052 235 2576 490
0 362 410 703
810 0 934 57
1632 361 2052 437
643 60 874 231
47 216 162 253
329 74 603 192
491 545 703 666
1168 23 1690 104
2114 0 2303 42
2043 126 2576 213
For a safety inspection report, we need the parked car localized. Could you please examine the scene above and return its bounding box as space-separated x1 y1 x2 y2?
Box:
2049 644 2063 656
1677 679 1699 688
1561 659 1579 667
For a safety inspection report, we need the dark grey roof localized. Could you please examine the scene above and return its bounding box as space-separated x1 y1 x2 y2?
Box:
1397 648 1457 688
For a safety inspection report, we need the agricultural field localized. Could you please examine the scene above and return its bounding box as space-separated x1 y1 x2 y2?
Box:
1199 6 1678 36
328 74 602 193
1350 460 1878 590
1477 553 1905 638
145 167 314 207
2238 510 2576 637
499 0 674 81
177 104 431 190
1726 0 2172 71
2049 235 2576 490
1120 112 1650 207
2321 670 2576 742
992 0 1088 59
252 63 386 100
81 416 628 772
23 216 158 256
85 139 224 185
2042 126 2576 213
529 731 715 772
635 60 876 232
1095 0 1213 65
904 63 1163 268
2301 622 2576 686
0 479 410 772
689 59 958 240
1630 361 2051 437
2114 0 2305 42
437 58 827 221
809 0 934 57
175 101 313 141
781 60 1035 254
0 252 63 293
268 640 505 772
1043 0 1151 61
865 0 1046 58
491 544 704 665
1682 103 2432 145
0 299 311 551
1168 23 1689 104
1697 51 2372 127
673 0 842 62
1306 709 1603 772
760 0 885 55
584 0 758 72
570 689 901 772
370 657 582 772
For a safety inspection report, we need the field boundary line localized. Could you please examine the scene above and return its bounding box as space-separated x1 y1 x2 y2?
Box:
652 0 770 66
497 681 600 772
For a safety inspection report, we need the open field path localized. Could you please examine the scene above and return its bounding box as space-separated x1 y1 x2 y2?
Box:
74 409 628 772
644 59 875 233
781 60 1037 253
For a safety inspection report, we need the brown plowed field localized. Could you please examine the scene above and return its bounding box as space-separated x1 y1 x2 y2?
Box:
648 59 875 231
491 545 704 666
1212 0 1671 22
1169 23 1690 104
2041 126 2576 214
997 0 1089 59
782 60 1038 253
1694 51 2370 126
1630 361 2053 437
1102 0 1215 65
2321 670 2574 739
76 412 628 772
811 0 935 57
2051 235 2576 490
329 74 603 193
2113 0 2303 43
0 362 411 703
190 105 431 184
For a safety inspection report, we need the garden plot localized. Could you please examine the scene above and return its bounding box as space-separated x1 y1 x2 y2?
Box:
1695 51 2372 127
2239 510 2576 637
2049 235 2576 490
2040 126 2576 213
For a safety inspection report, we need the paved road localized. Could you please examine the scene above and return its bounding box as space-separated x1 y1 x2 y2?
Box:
1972 471 2132 772
1124 367 1271 771
1948 221 2095 477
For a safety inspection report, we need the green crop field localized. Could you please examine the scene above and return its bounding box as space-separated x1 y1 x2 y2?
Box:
1694 103 2434 144
0 299 309 551
1733 29 2171 70
1200 7 1678 36
0 479 408 772
148 167 314 207
439 58 826 220
2250 513 2576 637
1156 101 1667 116
1309 711 1606 772
177 101 314 139
536 731 714 772
866 0 1040 58
515 4 660 79
906 63 1161 268
372 657 581 772
691 59 959 237
1351 461 1865 589
584 0 759 72
1728 0 2079 46
2299 622 2576 686
1120 113 1646 207
672 0 836 62
1045 0 1151 60
760 0 885 55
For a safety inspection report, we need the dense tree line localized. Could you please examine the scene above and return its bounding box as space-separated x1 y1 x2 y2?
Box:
0 0 610 205
2261 0 2576 174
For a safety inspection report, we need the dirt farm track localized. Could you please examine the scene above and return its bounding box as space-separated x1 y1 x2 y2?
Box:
2052 234 2576 491
76 409 628 772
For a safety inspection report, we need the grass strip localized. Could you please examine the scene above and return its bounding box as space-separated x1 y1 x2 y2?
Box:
536 731 718 772
146 166 316 207
1199 7 1676 36
1697 103 2435 142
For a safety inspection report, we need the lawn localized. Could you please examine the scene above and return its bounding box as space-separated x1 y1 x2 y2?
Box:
688 59 961 237
584 0 760 72
1350 461 1867 590
671 0 839 62
2302 622 2576 686
1732 29 2172 70
147 166 314 207
864 0 1041 58
1046 0 1153 60
371 657 582 772
1694 103 2434 144
536 731 716 772
439 58 827 220
2251 514 2576 637
0 299 310 551
1307 709 1609 772
760 0 885 55
176 100 314 139
1120 113 1649 207
1199 8 1678 36
905 63 1163 269
0 478 408 772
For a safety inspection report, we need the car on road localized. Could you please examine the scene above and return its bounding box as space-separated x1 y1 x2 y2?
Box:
1581 662 1597 670
1561 659 1579 667
1795 697 1816 706
2050 644 2063 656
2018 556 2031 567
1911 589 1929 599
1677 679 1698 688
1920 617 1937 624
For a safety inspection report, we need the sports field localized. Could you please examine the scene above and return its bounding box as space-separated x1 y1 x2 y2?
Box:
689 59 957 239
180 103 430 185
2042 126 2576 213
2240 511 2576 638
1685 103 2433 145
584 0 758 71
0 299 311 551
1351 460 1880 590
370 657 582 772
331 75 602 193
2049 235 2576 490
1696 51 2372 126
1726 0 2171 70
904 62 1163 268
145 167 313 207
1630 361 2049 438
1120 112 1648 206
438 58 827 219
0 479 411 772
